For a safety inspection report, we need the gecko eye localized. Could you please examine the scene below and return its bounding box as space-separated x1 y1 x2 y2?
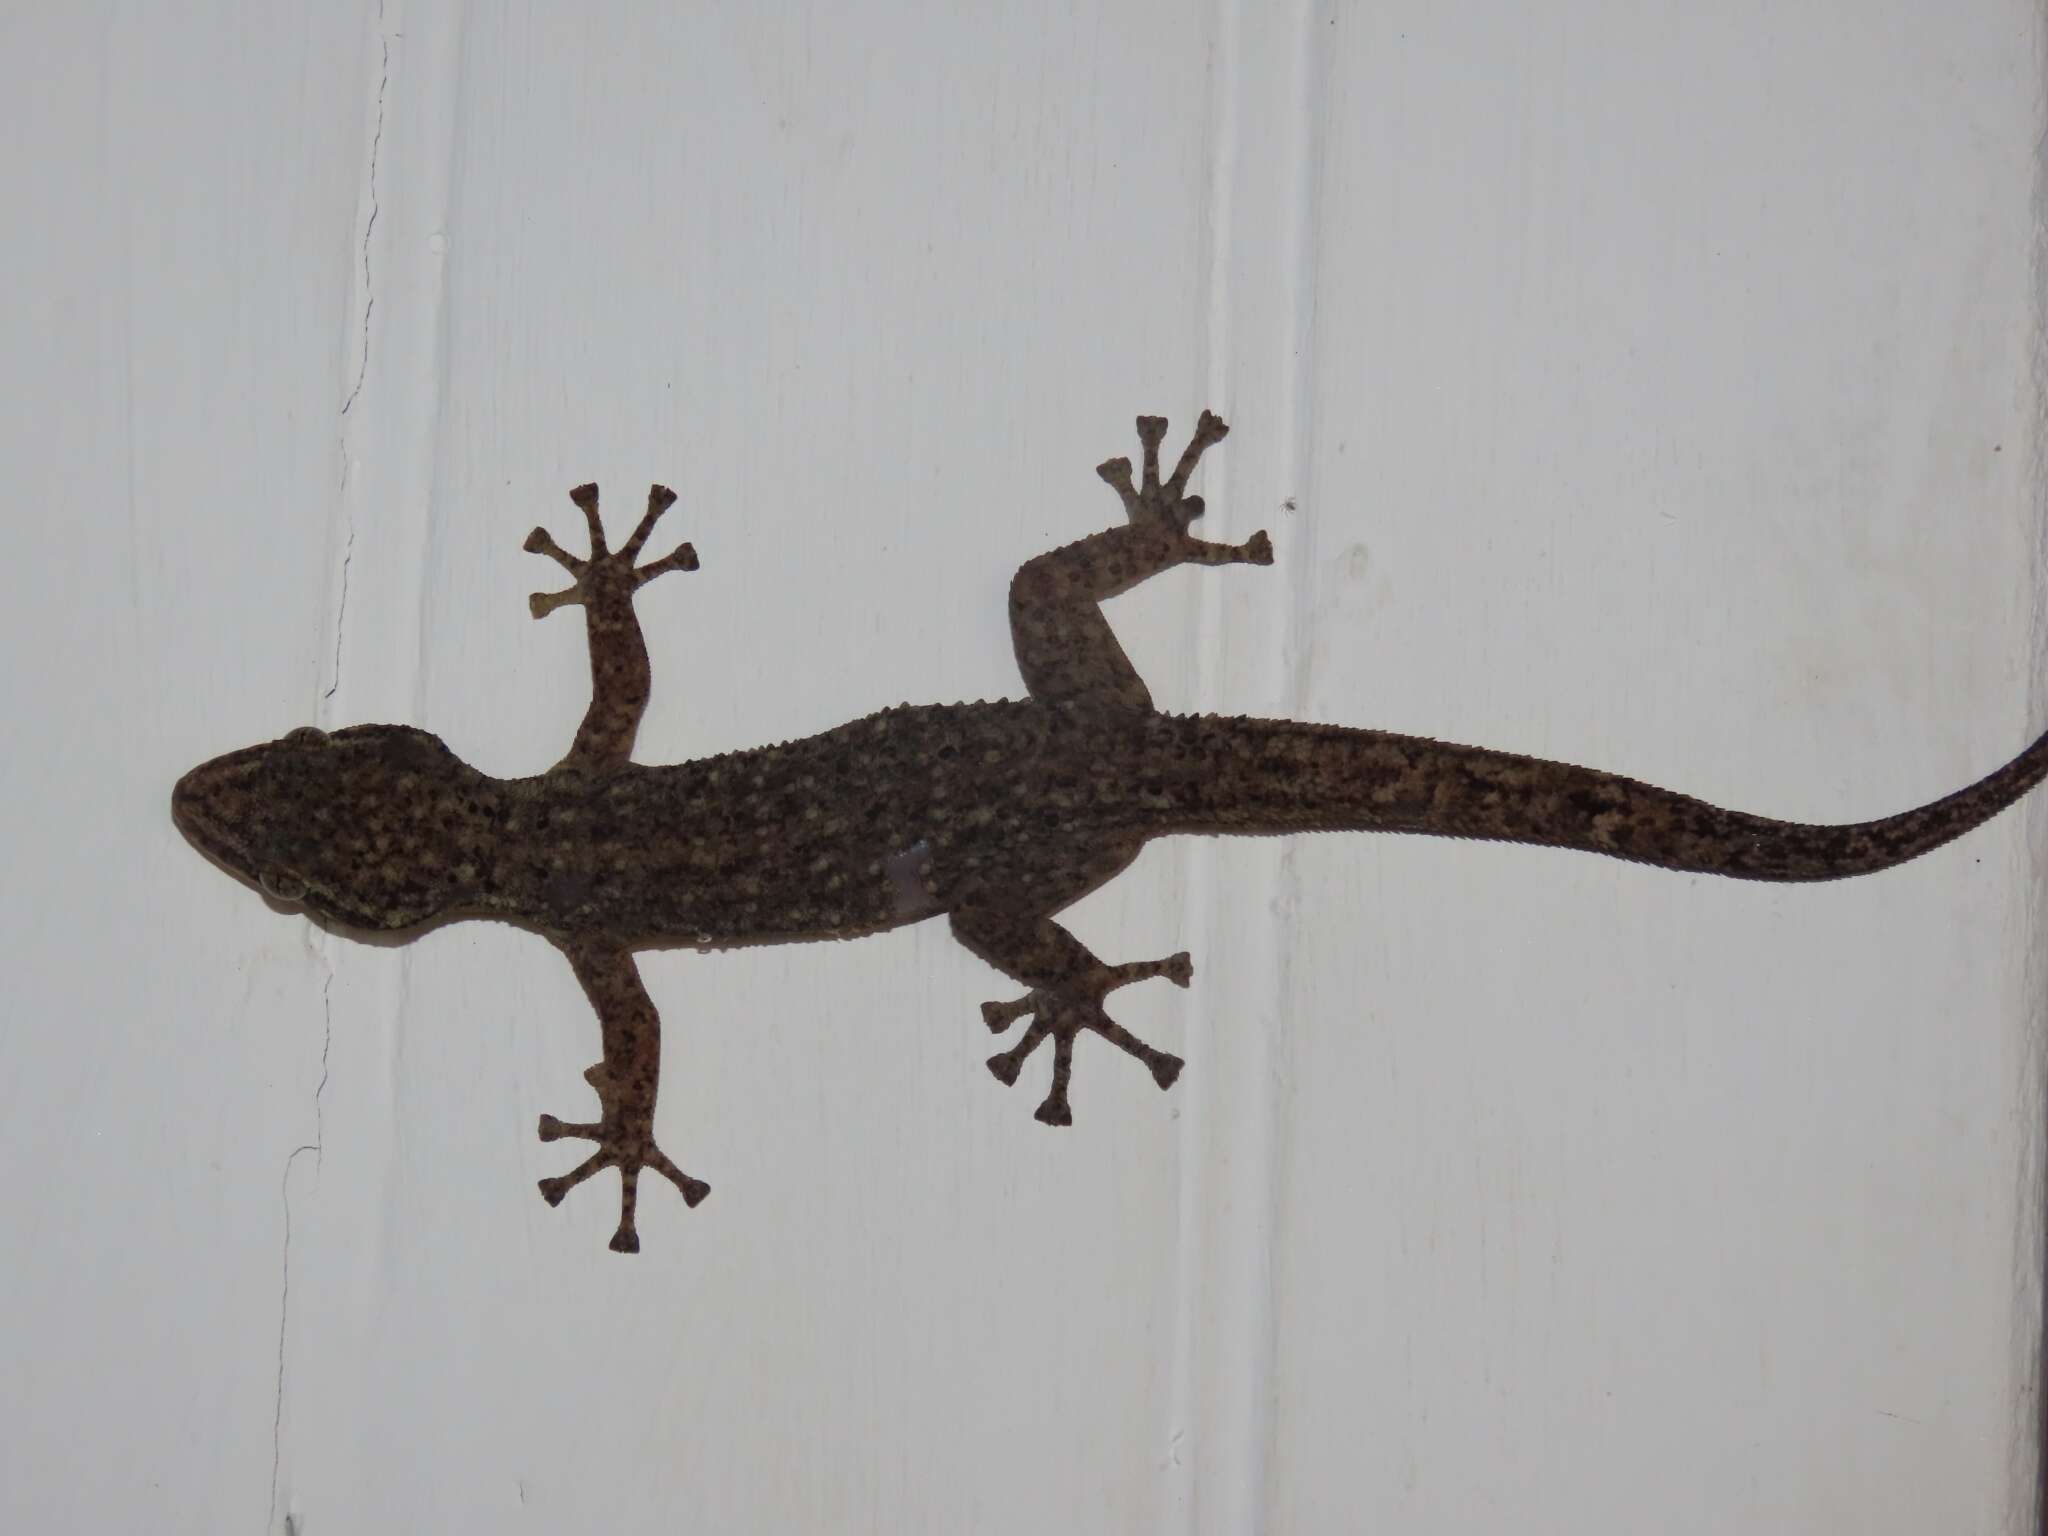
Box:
259 868 309 902
284 727 327 747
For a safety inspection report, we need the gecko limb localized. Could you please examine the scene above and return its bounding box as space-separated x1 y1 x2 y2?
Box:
537 938 708 1253
952 908 1191 1126
525 481 699 769
1008 410 1271 710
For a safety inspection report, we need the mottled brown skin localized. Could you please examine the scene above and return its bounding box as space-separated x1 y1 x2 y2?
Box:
173 412 2048 1253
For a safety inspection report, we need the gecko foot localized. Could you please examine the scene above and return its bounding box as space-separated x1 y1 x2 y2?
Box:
980 952 1192 1125
537 1077 709 1254
526 482 699 619
1095 412 1270 568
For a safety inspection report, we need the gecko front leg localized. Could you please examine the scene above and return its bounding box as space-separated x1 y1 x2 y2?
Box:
525 481 699 770
952 907 1192 1125
538 937 709 1253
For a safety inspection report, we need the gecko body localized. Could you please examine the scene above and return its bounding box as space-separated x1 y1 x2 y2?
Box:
174 413 2048 1251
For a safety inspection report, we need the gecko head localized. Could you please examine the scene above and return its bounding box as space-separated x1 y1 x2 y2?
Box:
173 724 487 932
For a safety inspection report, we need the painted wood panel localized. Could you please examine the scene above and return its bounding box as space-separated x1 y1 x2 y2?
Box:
2 3 2040 1530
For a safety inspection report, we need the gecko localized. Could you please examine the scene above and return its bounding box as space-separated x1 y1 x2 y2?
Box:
173 411 2048 1253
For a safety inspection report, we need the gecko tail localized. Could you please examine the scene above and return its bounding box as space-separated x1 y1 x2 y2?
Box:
1160 714 2048 882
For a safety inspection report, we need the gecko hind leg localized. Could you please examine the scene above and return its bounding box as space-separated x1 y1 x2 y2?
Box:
954 908 1193 1126
536 939 709 1254
1009 411 1271 709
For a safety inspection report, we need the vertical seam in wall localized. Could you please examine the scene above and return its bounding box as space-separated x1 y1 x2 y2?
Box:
1259 2 1329 1527
1166 0 1241 1526
411 2 463 736
1166 0 1328 1528
2021 9 2048 1526
399 11 467 1287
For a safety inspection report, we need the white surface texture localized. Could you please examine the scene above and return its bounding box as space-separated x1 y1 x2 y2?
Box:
3 3 2045 1531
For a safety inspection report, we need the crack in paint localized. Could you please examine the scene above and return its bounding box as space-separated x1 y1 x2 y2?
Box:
324 521 354 704
339 0 388 419
272 3 383 1512
267 969 331 1535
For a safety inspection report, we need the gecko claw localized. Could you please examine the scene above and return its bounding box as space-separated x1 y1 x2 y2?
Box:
537 1147 613 1206
979 952 1191 1123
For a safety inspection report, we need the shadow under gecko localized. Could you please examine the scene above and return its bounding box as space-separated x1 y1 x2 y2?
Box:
173 411 2048 1252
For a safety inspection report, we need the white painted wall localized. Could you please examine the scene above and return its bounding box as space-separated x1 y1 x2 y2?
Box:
3 3 2042 1531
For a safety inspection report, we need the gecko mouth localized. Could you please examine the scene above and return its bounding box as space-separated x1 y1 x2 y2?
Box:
171 744 318 915
171 761 230 865
172 762 345 921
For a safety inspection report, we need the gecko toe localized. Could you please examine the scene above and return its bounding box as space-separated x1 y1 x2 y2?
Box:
538 1148 612 1207
981 993 1037 1032
645 1145 712 1207
1033 1096 1074 1128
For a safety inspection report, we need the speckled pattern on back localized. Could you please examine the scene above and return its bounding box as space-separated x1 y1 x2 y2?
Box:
174 412 2048 1253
